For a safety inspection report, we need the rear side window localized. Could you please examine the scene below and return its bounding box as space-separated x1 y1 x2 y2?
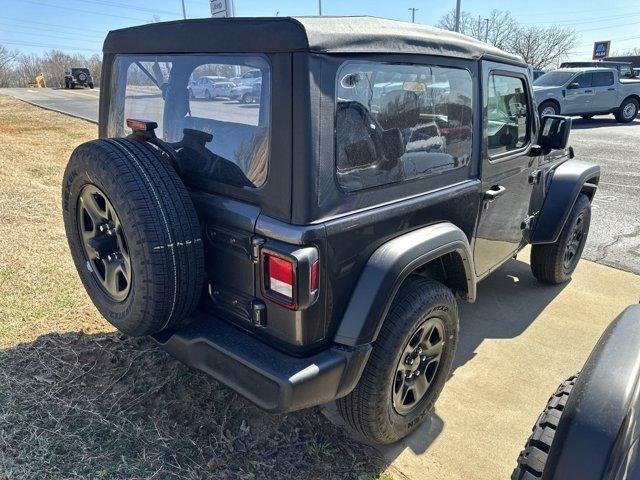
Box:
487 74 530 157
593 71 614 87
335 61 473 192
109 54 270 189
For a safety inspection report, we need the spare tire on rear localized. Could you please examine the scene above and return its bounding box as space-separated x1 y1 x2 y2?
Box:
62 138 204 336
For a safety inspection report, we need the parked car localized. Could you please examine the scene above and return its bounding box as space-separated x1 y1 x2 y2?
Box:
534 67 640 122
62 16 600 444
532 69 547 81
64 67 94 89
188 75 235 100
634 68 640 79
513 305 640 480
230 68 262 85
229 78 261 103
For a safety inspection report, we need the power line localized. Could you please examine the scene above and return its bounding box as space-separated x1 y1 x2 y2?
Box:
0 39 101 53
0 16 106 34
522 11 640 26
0 26 103 45
14 0 156 22
0 23 106 41
72 0 182 16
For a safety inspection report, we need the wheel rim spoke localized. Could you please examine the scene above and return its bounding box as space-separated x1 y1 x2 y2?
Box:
392 316 446 415
76 185 131 302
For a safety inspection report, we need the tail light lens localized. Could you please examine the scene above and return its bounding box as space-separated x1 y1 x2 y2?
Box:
310 259 319 293
260 246 319 310
263 252 296 308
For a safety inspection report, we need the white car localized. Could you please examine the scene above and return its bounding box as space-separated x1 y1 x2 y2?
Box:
230 69 262 86
188 76 235 100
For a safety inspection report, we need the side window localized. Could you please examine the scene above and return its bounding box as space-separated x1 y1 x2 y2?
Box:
593 71 614 87
487 74 530 157
335 62 473 192
574 73 593 88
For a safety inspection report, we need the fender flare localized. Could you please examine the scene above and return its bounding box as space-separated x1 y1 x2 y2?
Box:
544 305 640 480
530 159 600 244
333 222 475 347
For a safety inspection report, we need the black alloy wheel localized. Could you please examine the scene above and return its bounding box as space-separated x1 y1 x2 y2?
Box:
393 317 445 415
76 184 131 302
563 212 586 271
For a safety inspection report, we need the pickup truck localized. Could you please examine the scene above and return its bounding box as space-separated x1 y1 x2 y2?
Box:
533 67 640 122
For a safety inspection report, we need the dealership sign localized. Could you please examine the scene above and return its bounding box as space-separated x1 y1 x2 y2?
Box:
210 0 230 17
593 40 611 60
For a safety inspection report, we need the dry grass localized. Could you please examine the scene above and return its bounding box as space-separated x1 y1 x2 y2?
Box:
0 95 389 479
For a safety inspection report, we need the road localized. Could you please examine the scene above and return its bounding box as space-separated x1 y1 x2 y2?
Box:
1 87 638 274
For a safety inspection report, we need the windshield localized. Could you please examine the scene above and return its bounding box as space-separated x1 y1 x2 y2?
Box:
533 71 575 87
108 54 270 189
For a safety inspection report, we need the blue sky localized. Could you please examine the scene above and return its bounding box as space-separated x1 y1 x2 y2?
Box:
1 0 639 61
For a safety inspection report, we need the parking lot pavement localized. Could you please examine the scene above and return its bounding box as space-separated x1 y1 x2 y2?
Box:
570 117 640 275
378 248 640 480
0 87 638 274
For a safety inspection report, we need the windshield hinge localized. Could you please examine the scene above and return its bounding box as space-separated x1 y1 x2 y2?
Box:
251 236 265 263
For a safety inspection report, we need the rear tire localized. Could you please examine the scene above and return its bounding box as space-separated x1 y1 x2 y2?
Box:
512 375 578 479
62 138 205 336
531 194 591 284
615 97 639 123
242 93 251 104
89 82 94 89
337 277 459 444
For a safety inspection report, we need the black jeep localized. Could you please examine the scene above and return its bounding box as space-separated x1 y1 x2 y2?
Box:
62 17 600 444
64 67 94 89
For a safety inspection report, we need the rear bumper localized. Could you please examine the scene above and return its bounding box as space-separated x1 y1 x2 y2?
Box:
153 313 372 413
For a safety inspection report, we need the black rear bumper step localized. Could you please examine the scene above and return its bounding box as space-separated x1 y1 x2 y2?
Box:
153 313 371 413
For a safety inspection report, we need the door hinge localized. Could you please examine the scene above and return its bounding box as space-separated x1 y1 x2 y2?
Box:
529 169 542 185
250 236 265 263
521 212 538 231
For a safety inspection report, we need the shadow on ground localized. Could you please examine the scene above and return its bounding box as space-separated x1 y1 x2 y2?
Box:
381 258 567 459
0 259 566 479
0 332 384 479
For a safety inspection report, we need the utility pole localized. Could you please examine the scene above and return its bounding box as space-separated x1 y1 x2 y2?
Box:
454 0 461 32
181 0 187 19
408 7 418 23
485 18 490 43
318 0 322 16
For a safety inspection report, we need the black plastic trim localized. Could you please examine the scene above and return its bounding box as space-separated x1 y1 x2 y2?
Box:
544 305 640 480
530 159 600 244
333 222 475 347
153 312 371 412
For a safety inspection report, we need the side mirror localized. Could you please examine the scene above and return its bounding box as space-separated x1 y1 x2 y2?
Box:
567 82 580 90
538 115 572 152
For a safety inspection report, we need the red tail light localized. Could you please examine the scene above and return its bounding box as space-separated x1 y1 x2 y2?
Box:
263 252 296 308
310 259 319 293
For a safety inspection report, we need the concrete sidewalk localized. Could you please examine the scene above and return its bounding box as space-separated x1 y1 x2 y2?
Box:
380 249 640 479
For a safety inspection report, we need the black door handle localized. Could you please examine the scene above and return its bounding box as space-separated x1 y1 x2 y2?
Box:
584 89 593 93
484 185 507 201
608 88 615 91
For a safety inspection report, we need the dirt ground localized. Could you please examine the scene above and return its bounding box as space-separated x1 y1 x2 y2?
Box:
0 95 389 480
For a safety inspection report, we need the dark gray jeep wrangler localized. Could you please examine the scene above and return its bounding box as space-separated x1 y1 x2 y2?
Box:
62 17 600 444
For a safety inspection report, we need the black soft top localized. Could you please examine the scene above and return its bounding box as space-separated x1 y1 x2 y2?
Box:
103 16 525 65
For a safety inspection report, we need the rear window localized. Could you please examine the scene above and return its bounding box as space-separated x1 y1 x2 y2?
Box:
108 54 270 189
335 62 473 192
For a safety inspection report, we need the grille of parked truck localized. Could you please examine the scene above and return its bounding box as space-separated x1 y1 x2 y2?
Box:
61 17 600 444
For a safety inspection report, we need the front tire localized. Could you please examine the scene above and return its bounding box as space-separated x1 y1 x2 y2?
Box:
337 277 459 444
538 101 559 117
531 194 591 284
512 375 578 479
615 97 639 123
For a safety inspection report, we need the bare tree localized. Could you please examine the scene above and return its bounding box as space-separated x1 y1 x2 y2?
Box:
437 9 576 69
613 47 640 56
0 45 19 87
437 9 518 49
509 25 577 69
